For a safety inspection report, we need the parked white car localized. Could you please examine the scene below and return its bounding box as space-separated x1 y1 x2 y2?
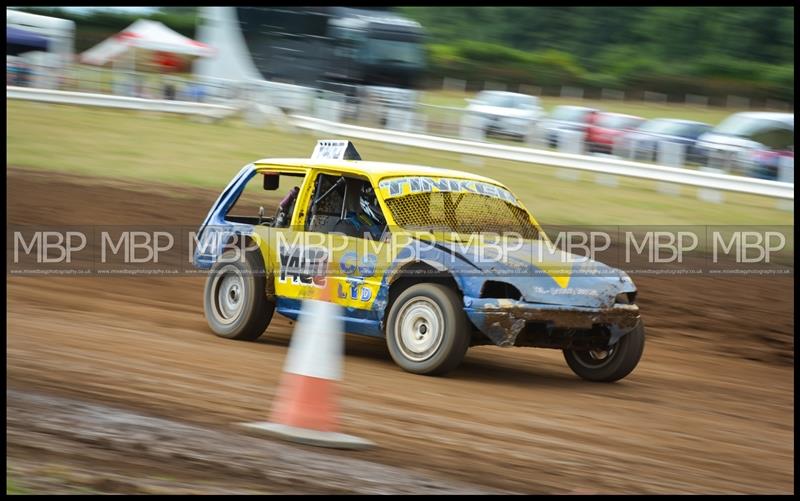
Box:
464 90 544 141
695 112 794 178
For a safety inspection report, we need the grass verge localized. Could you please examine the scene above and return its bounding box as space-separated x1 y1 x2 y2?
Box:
7 100 793 226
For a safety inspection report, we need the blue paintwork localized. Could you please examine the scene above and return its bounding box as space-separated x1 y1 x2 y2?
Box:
373 239 640 344
194 163 641 347
194 164 258 269
276 297 383 338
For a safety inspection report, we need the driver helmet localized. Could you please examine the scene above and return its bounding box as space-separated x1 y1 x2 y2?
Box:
358 184 385 226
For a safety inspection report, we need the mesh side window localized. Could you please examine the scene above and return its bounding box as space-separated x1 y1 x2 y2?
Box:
385 192 538 239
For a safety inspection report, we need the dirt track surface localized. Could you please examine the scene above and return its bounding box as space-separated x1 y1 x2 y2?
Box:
6 390 501 494
6 167 794 493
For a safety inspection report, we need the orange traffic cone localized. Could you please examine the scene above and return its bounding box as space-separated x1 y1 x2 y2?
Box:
239 283 375 450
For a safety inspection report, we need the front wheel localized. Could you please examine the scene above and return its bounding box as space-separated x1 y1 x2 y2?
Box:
385 283 470 376
563 321 645 382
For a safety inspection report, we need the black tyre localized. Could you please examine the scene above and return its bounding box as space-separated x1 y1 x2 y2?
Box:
563 321 646 382
385 283 470 376
203 249 274 341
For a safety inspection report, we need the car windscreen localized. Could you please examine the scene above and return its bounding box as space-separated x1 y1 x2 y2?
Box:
713 116 794 138
636 119 689 136
516 96 540 109
550 107 589 122
600 114 644 129
749 127 794 150
476 92 517 108
378 177 538 239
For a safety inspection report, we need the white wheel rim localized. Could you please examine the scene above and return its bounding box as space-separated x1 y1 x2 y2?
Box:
395 297 445 362
212 265 245 325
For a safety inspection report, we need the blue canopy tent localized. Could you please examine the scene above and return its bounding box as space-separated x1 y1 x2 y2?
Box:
7 25 49 55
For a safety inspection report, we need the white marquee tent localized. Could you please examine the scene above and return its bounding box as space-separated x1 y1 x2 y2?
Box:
80 19 214 67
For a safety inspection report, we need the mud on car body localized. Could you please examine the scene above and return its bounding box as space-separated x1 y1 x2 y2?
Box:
194 140 644 381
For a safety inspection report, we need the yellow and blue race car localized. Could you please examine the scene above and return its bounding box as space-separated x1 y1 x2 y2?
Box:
193 140 644 381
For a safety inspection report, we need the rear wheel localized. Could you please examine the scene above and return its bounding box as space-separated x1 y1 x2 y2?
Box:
204 249 274 341
563 321 645 382
386 283 470 376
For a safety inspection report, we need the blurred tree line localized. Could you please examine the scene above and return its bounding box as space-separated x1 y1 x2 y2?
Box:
398 6 794 103
15 6 794 103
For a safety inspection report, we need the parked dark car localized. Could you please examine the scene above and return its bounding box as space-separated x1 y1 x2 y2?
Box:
747 149 794 181
694 112 794 179
586 112 646 154
537 105 600 148
618 118 713 164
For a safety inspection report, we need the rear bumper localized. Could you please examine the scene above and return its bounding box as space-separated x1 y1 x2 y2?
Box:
463 297 640 347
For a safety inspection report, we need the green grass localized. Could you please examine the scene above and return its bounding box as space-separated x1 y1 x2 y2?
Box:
6 476 32 495
6 470 100 495
6 100 793 226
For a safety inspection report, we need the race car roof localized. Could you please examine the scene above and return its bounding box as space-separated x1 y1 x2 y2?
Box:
252 157 506 186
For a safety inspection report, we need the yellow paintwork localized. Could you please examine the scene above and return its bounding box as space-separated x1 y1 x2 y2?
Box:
251 224 404 309
252 158 548 236
248 158 570 302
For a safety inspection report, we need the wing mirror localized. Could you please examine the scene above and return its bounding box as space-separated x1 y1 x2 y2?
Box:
263 173 280 191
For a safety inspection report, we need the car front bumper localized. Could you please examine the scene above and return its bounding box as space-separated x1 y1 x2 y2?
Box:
463 297 641 347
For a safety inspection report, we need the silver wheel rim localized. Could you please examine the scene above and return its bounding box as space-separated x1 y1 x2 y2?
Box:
211 265 245 325
574 345 616 369
394 297 445 362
